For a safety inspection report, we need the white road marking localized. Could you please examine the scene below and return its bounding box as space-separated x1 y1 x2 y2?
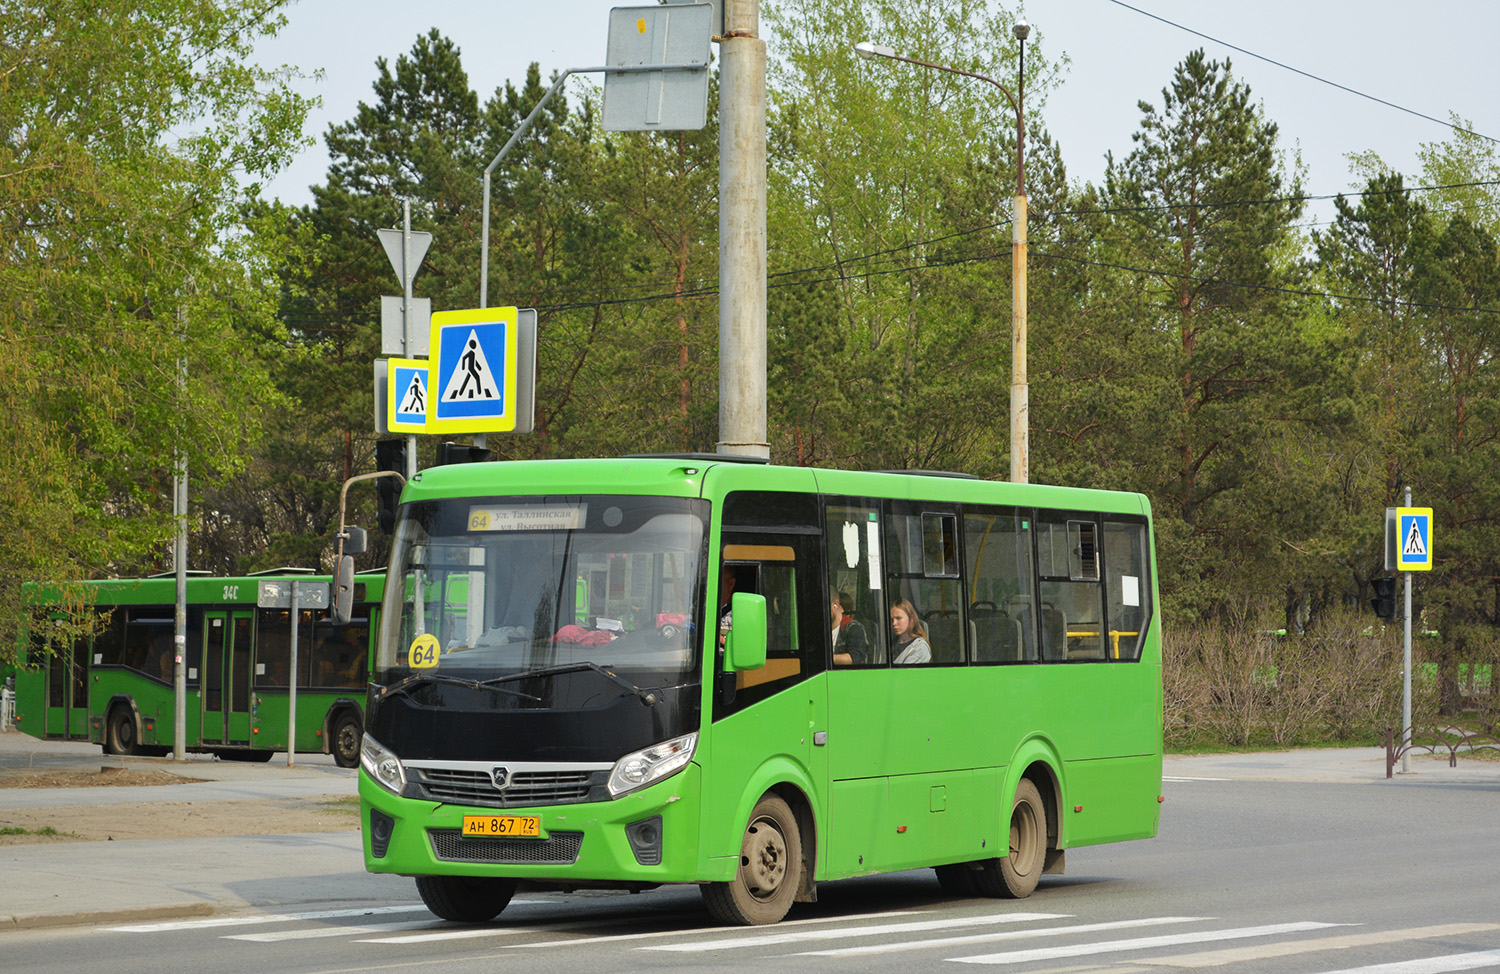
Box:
1163 776 1228 782
1312 950 1500 974
108 905 430 933
948 921 1350 965
228 921 438 942
643 913 1067 952
796 916 1207 958
358 908 923 946
1142 924 1500 968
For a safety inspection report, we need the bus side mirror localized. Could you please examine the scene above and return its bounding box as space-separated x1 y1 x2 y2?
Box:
724 593 767 671
332 555 355 626
342 525 368 556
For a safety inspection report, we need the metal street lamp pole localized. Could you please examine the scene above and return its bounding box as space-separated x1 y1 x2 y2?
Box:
855 22 1031 482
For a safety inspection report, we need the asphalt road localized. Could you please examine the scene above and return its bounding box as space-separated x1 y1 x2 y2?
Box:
3 751 1498 974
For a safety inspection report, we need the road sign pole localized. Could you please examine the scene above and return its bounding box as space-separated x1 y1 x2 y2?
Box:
288 580 299 768
401 203 420 478
1402 485 1413 774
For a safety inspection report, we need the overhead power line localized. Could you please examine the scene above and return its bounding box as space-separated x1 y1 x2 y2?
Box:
1105 0 1500 146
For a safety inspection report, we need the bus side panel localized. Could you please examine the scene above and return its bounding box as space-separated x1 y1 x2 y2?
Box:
698 683 820 873
1061 752 1163 846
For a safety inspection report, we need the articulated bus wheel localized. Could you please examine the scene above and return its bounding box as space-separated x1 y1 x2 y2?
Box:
415 875 517 923
331 711 362 768
107 707 138 756
702 793 802 925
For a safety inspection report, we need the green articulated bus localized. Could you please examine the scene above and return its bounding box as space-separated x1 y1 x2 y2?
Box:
13 571 383 766
354 455 1163 926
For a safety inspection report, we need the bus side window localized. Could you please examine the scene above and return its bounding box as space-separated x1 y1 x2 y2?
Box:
824 499 888 666
1036 513 1106 661
1104 520 1151 661
884 508 964 665
965 510 1035 663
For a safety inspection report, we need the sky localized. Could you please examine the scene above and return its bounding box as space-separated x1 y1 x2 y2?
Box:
252 0 1500 229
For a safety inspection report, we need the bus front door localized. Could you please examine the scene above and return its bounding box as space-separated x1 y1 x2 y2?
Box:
202 610 254 745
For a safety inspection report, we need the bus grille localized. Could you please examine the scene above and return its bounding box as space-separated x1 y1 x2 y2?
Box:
413 768 596 808
428 829 583 865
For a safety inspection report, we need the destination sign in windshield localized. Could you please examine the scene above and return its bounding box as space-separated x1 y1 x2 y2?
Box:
468 504 587 532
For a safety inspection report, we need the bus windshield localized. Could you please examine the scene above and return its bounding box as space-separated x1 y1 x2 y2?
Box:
375 495 708 703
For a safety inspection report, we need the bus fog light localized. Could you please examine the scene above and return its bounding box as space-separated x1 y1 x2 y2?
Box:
625 815 663 865
607 733 697 798
360 734 406 795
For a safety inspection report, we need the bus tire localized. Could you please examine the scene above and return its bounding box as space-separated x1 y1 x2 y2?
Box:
702 793 801 926
331 710 362 768
975 778 1046 898
415 875 517 923
107 706 138 756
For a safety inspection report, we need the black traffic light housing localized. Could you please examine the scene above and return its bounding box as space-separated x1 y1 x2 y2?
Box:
435 441 493 466
1370 576 1398 620
375 438 406 534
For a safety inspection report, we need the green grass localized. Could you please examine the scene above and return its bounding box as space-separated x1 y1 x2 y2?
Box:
0 825 68 837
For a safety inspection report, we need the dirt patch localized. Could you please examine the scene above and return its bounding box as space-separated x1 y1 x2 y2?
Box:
0 768 207 789
0 796 360 845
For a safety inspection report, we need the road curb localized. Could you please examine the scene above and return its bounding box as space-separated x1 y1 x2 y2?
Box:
1 901 217 932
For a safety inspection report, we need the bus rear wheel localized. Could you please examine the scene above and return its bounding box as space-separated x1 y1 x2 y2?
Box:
331 711 362 768
975 778 1046 898
702 793 801 926
415 875 517 923
107 707 138 756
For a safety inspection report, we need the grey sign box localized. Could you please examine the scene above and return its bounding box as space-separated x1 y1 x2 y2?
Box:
381 295 431 357
373 359 389 434
603 4 711 131
257 580 330 610
513 308 538 434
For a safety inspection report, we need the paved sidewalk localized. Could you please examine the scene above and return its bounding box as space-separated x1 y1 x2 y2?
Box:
2 733 1497 931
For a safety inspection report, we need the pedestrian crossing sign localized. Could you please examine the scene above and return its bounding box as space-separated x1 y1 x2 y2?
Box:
1395 507 1433 572
386 358 429 433
428 306 519 433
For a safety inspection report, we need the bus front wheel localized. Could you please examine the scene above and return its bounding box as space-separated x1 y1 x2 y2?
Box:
702 793 802 926
330 711 362 768
975 778 1046 898
415 875 517 923
107 707 138 756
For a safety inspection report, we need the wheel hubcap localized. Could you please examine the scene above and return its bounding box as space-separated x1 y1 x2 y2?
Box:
742 818 786 898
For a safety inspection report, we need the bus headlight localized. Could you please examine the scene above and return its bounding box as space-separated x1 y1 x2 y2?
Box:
607 733 697 798
360 733 407 795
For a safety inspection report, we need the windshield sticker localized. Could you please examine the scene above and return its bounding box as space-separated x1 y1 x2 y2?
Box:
468 504 588 532
409 633 440 669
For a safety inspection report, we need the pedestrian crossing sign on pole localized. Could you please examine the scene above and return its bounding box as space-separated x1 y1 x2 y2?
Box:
428 306 519 434
386 357 429 434
1389 506 1433 572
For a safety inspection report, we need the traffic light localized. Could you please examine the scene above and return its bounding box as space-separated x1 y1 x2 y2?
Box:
375 438 406 534
435 441 493 466
1370 576 1397 620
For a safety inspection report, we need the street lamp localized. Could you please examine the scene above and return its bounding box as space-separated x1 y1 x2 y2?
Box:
855 22 1032 483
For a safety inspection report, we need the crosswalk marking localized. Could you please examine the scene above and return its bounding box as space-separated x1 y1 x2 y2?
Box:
1314 950 1500 974
359 907 925 946
110 905 429 933
795 916 1207 958
948 921 1349 965
228 921 436 942
1141 924 1500 968
511 909 924 949
643 911 1066 952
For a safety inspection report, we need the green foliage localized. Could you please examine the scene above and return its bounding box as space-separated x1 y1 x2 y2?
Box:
0 0 313 661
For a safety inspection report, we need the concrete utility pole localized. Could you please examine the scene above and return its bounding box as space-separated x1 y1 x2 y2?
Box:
716 0 769 459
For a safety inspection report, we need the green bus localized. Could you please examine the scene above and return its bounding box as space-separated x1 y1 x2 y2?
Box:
13 571 382 766
355 456 1161 925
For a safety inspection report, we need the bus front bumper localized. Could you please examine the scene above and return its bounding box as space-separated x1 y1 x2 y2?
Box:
359 763 704 885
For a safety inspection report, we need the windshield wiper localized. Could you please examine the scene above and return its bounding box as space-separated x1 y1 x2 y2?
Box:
377 672 541 703
483 662 661 706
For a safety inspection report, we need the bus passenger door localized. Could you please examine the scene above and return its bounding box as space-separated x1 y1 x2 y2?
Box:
43 626 90 739
202 610 254 745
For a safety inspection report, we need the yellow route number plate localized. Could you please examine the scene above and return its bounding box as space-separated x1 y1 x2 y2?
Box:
462 814 541 838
